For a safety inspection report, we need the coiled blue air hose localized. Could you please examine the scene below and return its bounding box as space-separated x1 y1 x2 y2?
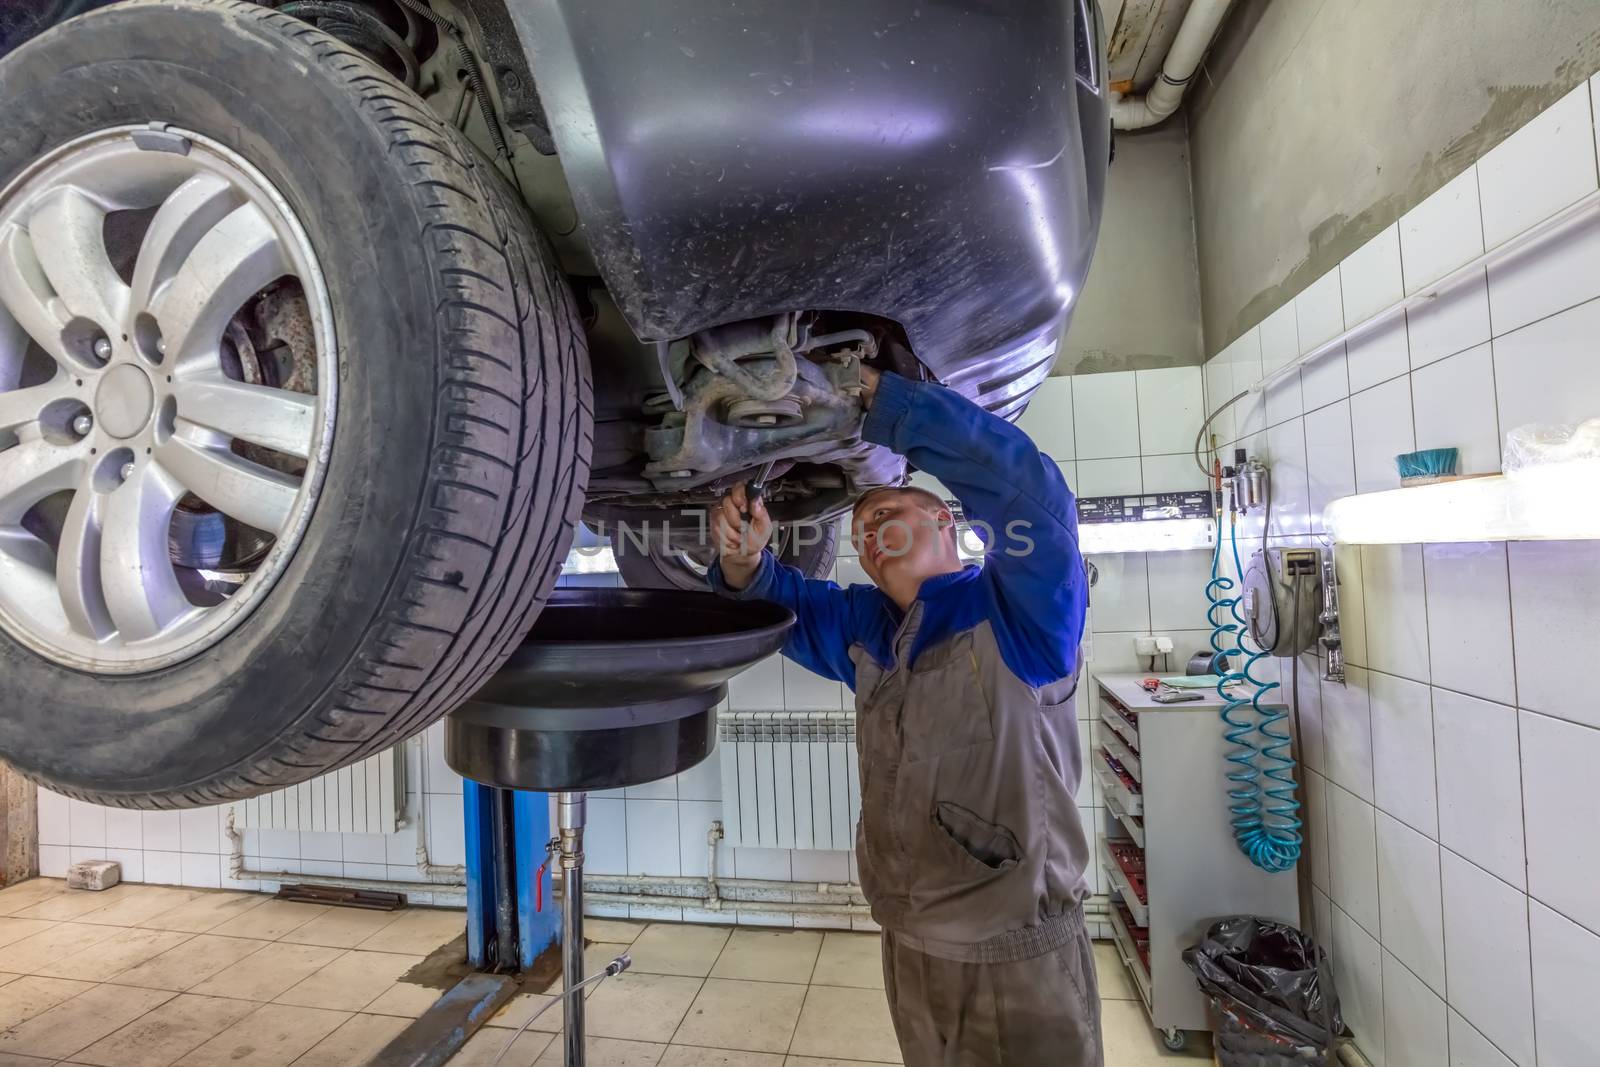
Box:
1206 515 1303 873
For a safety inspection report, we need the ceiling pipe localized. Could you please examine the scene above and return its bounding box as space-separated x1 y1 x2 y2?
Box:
1111 0 1237 130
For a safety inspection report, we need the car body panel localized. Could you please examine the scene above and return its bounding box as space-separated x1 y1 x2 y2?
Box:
511 0 1108 405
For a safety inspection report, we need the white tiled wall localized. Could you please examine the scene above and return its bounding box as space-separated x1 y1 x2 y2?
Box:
1201 76 1600 1067
37 726 468 906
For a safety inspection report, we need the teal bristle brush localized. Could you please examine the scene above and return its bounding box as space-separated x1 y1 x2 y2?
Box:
1396 447 1459 486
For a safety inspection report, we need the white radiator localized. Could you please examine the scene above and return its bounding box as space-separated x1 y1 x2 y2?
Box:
235 748 406 836
719 711 859 851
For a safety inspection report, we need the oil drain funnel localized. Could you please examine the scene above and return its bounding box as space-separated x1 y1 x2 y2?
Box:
447 589 793 1067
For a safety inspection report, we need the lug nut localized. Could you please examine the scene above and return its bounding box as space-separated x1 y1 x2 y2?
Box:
72 414 93 436
93 337 112 361
119 461 135 481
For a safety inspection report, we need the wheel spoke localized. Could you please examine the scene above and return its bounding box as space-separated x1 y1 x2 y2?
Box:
0 438 83 524
129 173 240 313
148 203 290 370
0 527 69 635
99 462 186 641
173 376 316 459
27 187 130 334
155 432 299 532
0 376 73 435
0 224 74 366
56 486 113 639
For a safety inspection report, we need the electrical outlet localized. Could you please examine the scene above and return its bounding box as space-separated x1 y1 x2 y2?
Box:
1134 635 1159 656
1155 635 1174 654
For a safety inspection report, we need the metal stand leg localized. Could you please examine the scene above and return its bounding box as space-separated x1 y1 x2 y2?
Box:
557 791 587 1067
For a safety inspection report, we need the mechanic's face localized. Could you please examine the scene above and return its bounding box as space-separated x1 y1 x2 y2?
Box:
851 489 959 588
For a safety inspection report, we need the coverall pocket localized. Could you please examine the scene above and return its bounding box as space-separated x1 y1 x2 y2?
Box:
931 801 1022 871
900 634 994 762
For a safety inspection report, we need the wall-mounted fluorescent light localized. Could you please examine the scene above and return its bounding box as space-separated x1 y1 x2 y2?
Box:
1325 461 1600 544
1079 516 1215 554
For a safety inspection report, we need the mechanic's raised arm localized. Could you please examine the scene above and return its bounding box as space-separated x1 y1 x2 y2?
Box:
862 371 1087 685
707 487 859 685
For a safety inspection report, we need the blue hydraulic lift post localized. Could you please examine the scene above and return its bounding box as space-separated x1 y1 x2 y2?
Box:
463 781 559 971
514 791 559 969
462 780 496 970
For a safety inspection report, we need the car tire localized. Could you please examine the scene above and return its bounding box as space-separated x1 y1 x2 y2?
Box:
614 521 840 591
0 0 591 807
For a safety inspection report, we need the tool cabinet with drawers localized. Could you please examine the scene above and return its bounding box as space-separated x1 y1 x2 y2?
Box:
1092 674 1302 1051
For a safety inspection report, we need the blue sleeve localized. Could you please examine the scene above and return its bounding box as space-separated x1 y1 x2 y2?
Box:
707 551 861 686
862 372 1088 686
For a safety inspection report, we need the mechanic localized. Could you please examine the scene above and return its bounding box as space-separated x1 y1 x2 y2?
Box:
708 367 1100 1065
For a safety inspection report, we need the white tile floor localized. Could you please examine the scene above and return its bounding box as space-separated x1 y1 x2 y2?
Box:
0 878 461 1066
464 919 1212 1066
0 879 1210 1066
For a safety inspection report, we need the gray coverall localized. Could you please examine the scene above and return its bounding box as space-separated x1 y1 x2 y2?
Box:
854 617 1100 1065
713 371 1099 1064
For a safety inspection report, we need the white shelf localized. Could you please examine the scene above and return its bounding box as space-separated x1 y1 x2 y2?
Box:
1325 461 1600 545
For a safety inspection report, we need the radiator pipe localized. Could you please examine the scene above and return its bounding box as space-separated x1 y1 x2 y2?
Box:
411 739 469 884
706 821 725 907
226 810 1110 925
551 867 1112 921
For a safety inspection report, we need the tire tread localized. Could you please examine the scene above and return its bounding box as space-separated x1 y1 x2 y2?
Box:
42 0 591 809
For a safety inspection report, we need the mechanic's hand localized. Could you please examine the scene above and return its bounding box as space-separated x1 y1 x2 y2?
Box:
860 364 880 409
712 482 773 590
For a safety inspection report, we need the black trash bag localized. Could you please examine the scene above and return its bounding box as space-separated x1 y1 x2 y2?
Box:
1183 917 1347 1067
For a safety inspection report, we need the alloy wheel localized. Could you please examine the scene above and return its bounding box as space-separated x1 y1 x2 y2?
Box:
0 126 336 673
